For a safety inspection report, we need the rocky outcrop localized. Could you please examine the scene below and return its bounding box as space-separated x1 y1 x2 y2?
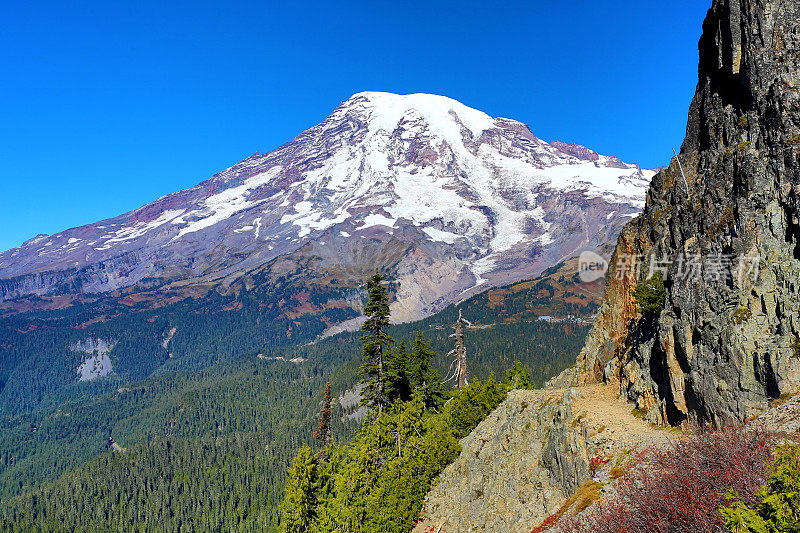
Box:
413 389 590 533
71 337 116 382
576 0 800 425
414 384 674 532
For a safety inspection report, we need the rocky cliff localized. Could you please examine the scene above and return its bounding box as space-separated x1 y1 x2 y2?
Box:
573 0 800 426
413 389 590 533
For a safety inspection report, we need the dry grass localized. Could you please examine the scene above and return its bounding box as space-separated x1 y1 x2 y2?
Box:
531 481 604 533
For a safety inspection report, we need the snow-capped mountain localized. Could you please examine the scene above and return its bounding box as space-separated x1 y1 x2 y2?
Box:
0 92 655 323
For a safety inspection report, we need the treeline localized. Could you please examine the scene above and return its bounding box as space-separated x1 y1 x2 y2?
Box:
1 433 281 532
0 353 355 516
281 379 510 532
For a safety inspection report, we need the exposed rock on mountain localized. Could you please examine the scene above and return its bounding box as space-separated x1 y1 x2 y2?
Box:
574 0 800 425
413 389 590 533
0 93 654 325
71 337 116 382
413 385 672 532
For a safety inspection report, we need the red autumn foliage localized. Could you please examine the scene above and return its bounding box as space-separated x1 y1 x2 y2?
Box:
589 452 612 475
532 499 573 533
553 425 775 533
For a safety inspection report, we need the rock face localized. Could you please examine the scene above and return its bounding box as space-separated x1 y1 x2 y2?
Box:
576 0 800 425
414 384 674 532
414 389 591 533
71 338 116 382
0 92 654 325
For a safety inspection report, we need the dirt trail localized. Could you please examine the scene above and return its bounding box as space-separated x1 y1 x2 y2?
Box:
507 383 673 451
571 383 674 451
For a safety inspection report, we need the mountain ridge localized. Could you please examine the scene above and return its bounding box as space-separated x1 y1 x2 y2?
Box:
0 91 655 326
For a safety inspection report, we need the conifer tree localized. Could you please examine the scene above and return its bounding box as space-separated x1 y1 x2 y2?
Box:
385 341 411 403
721 443 800 532
409 332 443 409
504 360 534 389
313 382 333 452
359 270 393 414
280 444 319 533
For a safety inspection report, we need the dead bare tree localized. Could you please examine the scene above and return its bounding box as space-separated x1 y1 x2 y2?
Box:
444 309 471 389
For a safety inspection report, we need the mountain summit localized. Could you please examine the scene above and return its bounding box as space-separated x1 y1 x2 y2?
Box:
0 92 655 323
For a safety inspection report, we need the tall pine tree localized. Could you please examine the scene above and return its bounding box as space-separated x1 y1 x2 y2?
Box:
385 340 411 404
313 382 333 453
280 444 319 533
409 332 444 409
359 270 393 414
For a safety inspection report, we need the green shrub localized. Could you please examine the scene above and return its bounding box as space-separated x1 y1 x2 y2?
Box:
442 376 508 439
721 444 800 532
634 272 666 318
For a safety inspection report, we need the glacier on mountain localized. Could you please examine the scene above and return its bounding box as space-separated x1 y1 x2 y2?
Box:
0 92 656 322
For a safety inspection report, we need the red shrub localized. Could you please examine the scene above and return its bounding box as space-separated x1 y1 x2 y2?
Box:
589 452 612 475
553 426 775 533
533 499 573 533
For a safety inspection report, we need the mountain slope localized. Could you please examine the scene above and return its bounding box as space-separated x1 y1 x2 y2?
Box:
0 92 654 323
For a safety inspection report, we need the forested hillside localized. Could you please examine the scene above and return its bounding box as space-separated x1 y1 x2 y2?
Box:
0 264 595 529
0 281 359 415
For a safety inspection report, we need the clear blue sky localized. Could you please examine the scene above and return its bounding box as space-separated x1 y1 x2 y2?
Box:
1 0 711 252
